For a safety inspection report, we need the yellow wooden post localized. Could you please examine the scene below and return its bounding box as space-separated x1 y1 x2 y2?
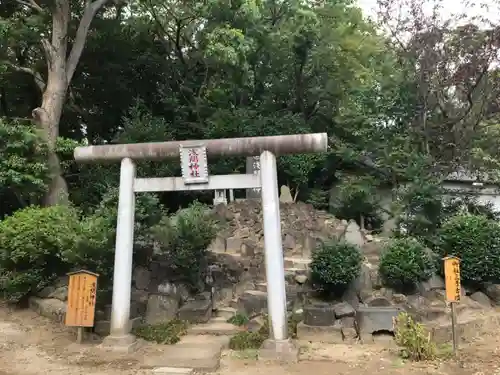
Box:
443 256 461 354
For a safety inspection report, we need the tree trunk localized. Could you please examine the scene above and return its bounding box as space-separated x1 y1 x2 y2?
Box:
33 68 69 206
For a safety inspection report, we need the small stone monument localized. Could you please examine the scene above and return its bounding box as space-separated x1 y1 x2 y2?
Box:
279 185 294 203
213 189 227 205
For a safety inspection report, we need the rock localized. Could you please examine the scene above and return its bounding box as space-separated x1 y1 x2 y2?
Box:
483 283 500 304
283 234 296 249
340 316 358 342
208 236 226 253
29 297 66 322
133 266 151 291
37 286 56 298
279 185 294 203
350 263 373 300
303 303 336 326
48 286 68 301
131 288 149 304
470 291 492 307
145 294 180 324
225 237 243 254
333 302 355 318
392 293 407 304
301 235 316 258
237 290 268 316
364 295 392 307
241 240 257 257
295 274 308 284
178 299 212 324
355 306 402 334
417 275 445 296
365 234 374 242
157 282 189 302
344 220 365 247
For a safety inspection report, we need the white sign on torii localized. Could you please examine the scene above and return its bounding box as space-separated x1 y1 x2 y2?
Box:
74 133 327 359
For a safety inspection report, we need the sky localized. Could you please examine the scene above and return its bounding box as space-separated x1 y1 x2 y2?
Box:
356 0 500 25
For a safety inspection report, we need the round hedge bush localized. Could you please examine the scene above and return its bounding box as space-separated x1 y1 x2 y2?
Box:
0 205 81 302
437 214 500 284
310 240 362 296
379 237 435 292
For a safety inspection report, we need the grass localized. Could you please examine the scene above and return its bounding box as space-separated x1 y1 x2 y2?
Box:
133 319 189 344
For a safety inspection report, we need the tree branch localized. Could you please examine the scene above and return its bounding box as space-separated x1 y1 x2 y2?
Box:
3 61 46 92
66 0 109 83
15 0 43 12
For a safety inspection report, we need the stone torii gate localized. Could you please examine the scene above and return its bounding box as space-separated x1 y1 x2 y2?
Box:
74 133 327 359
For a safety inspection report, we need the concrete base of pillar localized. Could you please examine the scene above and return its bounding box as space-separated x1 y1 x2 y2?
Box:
258 339 299 363
100 334 138 353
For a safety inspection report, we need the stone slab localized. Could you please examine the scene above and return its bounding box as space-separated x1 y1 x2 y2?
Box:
187 321 244 335
178 334 231 349
304 303 336 326
141 342 222 371
296 321 343 344
178 299 212 324
215 307 237 319
94 317 142 337
258 339 299 363
428 313 500 344
28 297 66 322
152 367 194 375
100 334 138 353
356 306 402 334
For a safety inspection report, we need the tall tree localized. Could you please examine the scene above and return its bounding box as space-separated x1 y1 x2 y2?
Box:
0 0 111 205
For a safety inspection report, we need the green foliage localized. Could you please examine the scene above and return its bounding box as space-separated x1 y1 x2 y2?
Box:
62 189 164 288
310 240 362 296
394 180 444 243
133 319 188 344
152 201 218 291
0 205 81 302
0 119 49 216
437 214 500 284
228 313 249 326
379 238 435 292
229 331 265 350
330 175 383 231
394 312 437 361
228 314 299 350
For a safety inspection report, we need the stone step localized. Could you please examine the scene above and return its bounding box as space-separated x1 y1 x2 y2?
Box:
187 319 244 336
255 282 308 293
142 335 226 371
284 257 311 270
214 307 237 319
152 367 194 375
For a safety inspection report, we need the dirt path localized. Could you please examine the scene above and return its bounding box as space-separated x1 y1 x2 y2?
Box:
1 303 500 375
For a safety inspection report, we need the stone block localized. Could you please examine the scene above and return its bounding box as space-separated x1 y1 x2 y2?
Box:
258 339 299 363
303 302 335 326
418 275 445 297
178 299 212 324
28 297 66 322
141 341 223 371
152 367 194 375
133 266 151 291
48 286 68 301
146 294 180 324
364 295 392 307
241 240 257 256
333 302 355 318
237 290 267 316
100 334 138 353
208 236 226 253
225 237 243 254
356 306 402 334
296 321 343 344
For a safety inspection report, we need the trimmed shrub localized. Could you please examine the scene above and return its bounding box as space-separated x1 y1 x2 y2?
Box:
0 205 81 302
152 201 218 291
310 240 363 296
437 214 500 284
379 237 434 292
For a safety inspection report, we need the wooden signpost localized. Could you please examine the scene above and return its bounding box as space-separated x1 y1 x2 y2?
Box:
65 270 99 343
443 256 461 355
